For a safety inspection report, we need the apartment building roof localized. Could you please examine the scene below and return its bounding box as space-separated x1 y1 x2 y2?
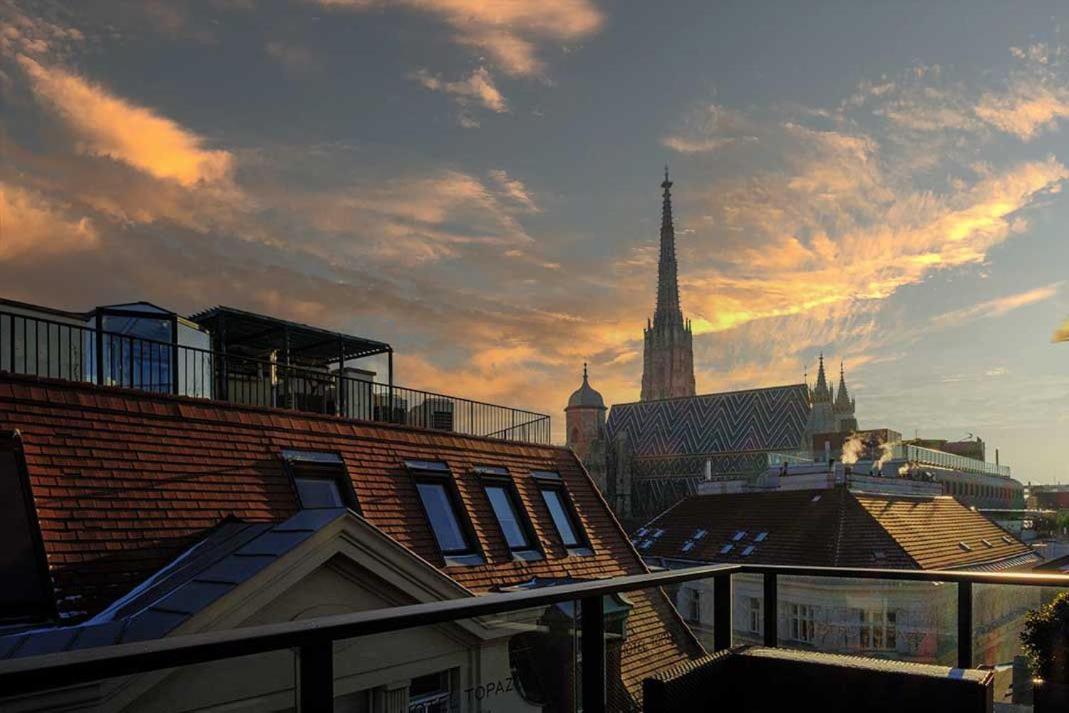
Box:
637 486 1037 571
0 372 701 702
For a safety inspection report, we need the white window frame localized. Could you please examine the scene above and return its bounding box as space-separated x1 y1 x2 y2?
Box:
747 596 763 634
858 608 897 651
788 603 817 643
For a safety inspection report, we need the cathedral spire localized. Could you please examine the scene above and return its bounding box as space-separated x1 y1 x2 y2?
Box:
835 360 853 411
641 167 695 401
655 166 682 324
812 353 832 402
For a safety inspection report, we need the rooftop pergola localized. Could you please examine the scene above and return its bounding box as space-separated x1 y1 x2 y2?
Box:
189 306 393 384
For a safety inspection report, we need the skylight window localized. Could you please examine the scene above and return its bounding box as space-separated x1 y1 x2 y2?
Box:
754 532 768 542
636 528 649 537
720 544 734 554
535 475 589 555
732 530 747 541
407 461 482 564
283 450 358 511
692 529 708 539
741 545 755 556
811 495 822 503
682 541 696 553
653 528 666 538
477 468 541 561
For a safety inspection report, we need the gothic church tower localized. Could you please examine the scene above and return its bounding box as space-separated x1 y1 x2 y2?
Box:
641 168 696 401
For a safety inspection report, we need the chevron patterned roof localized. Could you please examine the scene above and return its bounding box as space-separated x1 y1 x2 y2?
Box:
605 384 812 457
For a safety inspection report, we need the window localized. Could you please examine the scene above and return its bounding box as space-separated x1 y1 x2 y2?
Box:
407 461 482 564
0 432 54 623
682 586 701 624
858 609 897 651
283 450 358 511
788 603 817 644
408 670 453 713
533 471 589 555
747 596 763 634
478 467 541 560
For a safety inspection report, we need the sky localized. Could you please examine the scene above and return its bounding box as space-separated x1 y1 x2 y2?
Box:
1 0 1068 482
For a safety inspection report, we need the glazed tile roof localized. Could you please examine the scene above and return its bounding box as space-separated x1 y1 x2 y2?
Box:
638 487 1036 571
605 384 812 458
0 373 700 703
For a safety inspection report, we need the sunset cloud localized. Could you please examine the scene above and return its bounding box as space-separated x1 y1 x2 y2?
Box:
317 0 604 77
929 283 1063 330
410 66 507 113
17 55 233 186
0 182 97 260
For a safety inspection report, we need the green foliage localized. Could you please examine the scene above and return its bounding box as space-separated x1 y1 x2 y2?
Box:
1022 591 1069 683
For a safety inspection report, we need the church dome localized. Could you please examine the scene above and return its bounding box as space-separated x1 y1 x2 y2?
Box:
567 364 605 409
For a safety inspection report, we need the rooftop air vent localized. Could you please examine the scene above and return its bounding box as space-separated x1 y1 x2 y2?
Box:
959 541 973 552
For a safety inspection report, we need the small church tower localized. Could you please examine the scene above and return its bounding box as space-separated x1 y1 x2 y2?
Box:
565 364 608 491
641 168 696 401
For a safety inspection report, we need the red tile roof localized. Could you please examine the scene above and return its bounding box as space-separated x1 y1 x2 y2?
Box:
639 487 1035 570
0 373 700 703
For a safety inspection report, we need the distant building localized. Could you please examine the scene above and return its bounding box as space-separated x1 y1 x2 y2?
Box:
636 487 1043 674
566 175 860 526
640 169 695 402
565 363 608 492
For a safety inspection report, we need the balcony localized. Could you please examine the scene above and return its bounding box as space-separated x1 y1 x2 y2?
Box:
0 306 550 444
1 564 1066 712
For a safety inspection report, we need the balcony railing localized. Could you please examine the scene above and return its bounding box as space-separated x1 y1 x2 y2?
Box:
1 564 1066 712
0 309 550 444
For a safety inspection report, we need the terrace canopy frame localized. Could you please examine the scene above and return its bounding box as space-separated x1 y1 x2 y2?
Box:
189 306 393 385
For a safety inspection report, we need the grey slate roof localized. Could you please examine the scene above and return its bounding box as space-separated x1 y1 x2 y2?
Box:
605 384 812 458
0 509 346 660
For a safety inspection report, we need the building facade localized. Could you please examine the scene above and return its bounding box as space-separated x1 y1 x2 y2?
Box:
637 487 1046 705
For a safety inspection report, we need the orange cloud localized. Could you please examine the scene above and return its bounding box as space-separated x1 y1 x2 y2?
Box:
929 283 1063 330
410 66 508 113
317 0 604 77
0 182 97 260
17 55 234 186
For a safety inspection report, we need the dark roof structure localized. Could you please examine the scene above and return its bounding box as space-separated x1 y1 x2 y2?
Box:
0 510 342 659
566 364 605 410
189 305 391 363
606 384 812 458
636 487 1037 571
0 372 700 700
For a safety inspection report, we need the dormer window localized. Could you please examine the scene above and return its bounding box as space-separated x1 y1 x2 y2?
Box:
532 471 590 556
283 450 359 511
407 460 483 566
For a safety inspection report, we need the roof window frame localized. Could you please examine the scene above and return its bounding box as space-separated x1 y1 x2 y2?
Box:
475 466 543 562
406 460 484 566
532 470 592 556
282 449 360 513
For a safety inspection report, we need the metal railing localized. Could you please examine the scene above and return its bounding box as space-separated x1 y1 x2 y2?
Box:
0 310 550 444
1 563 1066 712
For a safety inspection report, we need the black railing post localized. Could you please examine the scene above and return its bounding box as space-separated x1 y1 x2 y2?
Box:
581 595 606 713
387 348 394 423
957 581 973 669
297 641 334 712
763 572 777 647
713 572 732 652
95 317 104 386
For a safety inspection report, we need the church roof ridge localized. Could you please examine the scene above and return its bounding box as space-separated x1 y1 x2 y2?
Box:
613 382 809 408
